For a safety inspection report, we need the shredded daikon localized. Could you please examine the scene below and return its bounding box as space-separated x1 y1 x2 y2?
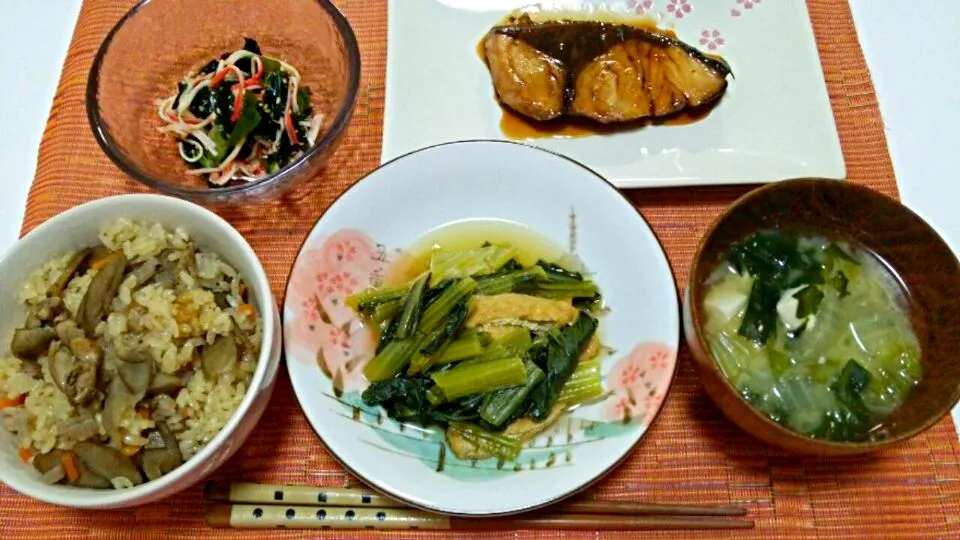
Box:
178 138 204 163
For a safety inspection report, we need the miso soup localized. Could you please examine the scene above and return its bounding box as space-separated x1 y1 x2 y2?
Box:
702 231 921 442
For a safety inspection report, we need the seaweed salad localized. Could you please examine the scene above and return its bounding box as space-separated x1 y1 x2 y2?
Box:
157 38 323 187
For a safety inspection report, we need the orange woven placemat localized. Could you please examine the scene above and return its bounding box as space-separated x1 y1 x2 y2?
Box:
3 0 959 538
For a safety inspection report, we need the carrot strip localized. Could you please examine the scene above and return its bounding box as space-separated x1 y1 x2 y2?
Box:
232 69 263 91
230 89 244 123
61 453 80 483
238 304 256 321
0 394 26 410
209 67 231 88
17 448 33 463
90 257 110 271
285 112 300 145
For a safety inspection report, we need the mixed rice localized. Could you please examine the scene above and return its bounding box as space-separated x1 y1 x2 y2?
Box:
0 218 260 488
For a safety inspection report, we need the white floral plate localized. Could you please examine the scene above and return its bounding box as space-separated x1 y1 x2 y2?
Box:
284 140 680 515
382 0 845 188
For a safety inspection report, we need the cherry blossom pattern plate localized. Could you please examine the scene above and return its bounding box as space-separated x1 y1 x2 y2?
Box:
284 140 679 515
382 0 845 188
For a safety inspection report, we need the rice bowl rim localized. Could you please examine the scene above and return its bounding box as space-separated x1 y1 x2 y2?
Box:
0 194 276 508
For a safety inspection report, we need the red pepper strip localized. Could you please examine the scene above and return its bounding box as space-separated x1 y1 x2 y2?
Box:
209 67 231 88
285 111 300 145
230 89 244 123
231 59 263 91
232 76 263 91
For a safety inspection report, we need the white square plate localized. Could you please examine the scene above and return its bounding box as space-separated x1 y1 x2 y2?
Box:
382 0 845 188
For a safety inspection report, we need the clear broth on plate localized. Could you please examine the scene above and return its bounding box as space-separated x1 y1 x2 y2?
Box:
387 219 572 285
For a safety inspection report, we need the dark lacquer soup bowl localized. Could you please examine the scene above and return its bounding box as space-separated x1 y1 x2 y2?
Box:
684 178 960 455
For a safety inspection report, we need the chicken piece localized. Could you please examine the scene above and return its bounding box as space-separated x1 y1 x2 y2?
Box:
49 339 101 405
483 33 567 121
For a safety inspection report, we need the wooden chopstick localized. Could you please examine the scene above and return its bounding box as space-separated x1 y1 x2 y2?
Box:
205 504 754 531
203 482 753 530
205 482 747 517
560 500 747 517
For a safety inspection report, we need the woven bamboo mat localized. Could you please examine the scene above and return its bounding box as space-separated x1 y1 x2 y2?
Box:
2 0 959 538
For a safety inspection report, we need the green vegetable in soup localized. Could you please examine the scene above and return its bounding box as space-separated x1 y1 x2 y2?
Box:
703 231 920 442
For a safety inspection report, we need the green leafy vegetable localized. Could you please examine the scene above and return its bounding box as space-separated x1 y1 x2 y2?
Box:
528 280 600 300
793 285 824 319
406 301 468 375
361 377 431 422
197 59 220 76
434 331 484 366
226 92 263 147
536 261 585 282
187 86 213 119
210 84 236 130
364 339 416 382
429 246 516 285
394 274 429 340
431 356 527 401
419 278 476 334
361 379 483 425
262 71 289 121
738 278 780 344
195 126 229 170
478 327 532 362
727 231 827 345
351 240 606 461
831 270 850 298
479 360 545 426
347 284 408 313
475 266 547 295
420 301 468 356
296 87 313 116
260 56 282 76
527 313 598 420
446 422 522 461
557 359 603 406
242 37 261 55
811 360 875 441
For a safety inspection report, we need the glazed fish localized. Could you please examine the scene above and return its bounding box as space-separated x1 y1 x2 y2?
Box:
482 16 732 123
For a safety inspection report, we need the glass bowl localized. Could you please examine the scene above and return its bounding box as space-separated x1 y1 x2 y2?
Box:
87 0 360 205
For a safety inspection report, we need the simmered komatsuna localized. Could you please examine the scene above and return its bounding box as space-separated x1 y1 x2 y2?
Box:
702 231 921 442
349 234 605 462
